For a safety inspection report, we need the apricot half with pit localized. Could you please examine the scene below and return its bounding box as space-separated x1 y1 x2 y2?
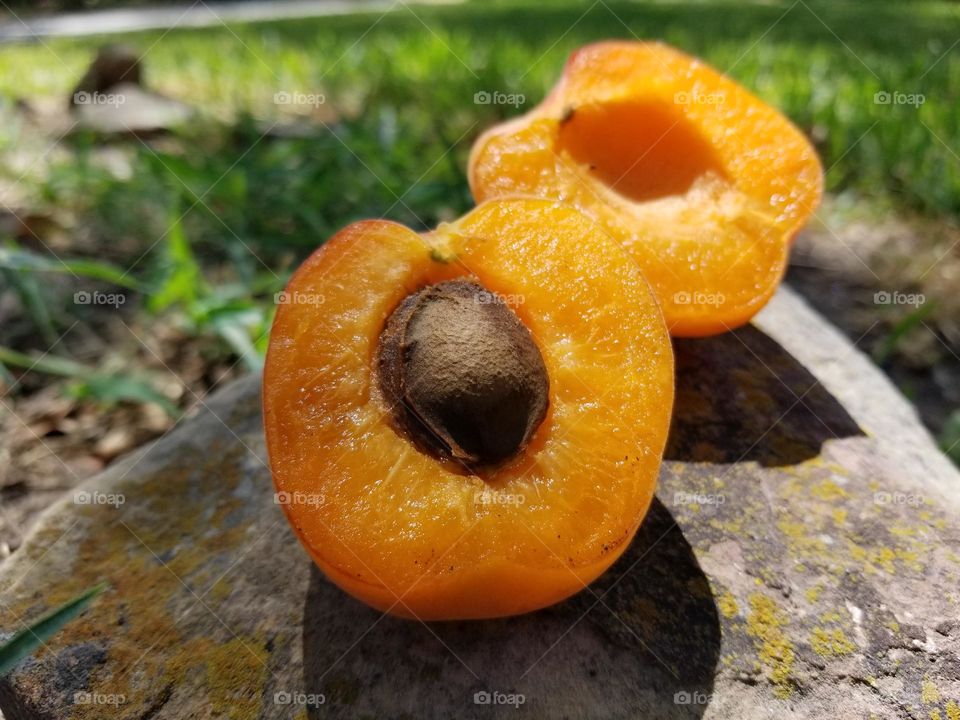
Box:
263 198 674 620
468 41 823 337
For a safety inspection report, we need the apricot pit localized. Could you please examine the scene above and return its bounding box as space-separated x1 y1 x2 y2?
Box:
378 279 549 467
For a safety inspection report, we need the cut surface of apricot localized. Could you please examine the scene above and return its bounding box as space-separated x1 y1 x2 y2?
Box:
263 199 674 620
468 41 823 337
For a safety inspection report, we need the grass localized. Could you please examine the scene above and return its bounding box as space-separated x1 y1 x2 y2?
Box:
0 582 107 677
0 0 958 441
3 1 959 216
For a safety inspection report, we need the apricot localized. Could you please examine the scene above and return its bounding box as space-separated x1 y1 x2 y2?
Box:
468 41 823 337
263 199 674 620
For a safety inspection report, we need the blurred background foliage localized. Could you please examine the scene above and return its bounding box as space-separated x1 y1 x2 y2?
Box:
0 0 958 466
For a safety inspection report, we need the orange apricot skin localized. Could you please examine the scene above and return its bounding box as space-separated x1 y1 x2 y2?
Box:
263 200 674 620
305 532 634 620
468 41 823 337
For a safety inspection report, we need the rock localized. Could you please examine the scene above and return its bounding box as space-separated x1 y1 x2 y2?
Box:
69 45 193 135
71 82 194 136
70 45 143 103
1 285 958 720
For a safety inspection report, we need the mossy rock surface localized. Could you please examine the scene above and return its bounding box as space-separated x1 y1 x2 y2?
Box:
1 286 958 720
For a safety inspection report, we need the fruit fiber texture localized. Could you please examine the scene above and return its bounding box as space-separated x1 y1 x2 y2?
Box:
263 199 674 619
469 41 824 336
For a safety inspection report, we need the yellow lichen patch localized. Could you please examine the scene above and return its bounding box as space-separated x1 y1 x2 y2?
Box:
811 479 848 502
896 547 926 572
832 509 848 527
746 593 795 699
718 591 739 619
922 680 941 704
945 699 960 720
2 440 260 720
932 711 943 720
820 611 842 623
805 584 823 604
875 547 897 573
810 627 855 657
708 518 745 535
777 519 827 556
209 578 233 603
891 524 918 538
166 636 270 719
206 638 270 718
846 541 926 575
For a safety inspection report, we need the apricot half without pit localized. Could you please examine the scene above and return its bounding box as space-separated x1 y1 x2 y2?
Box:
469 41 824 337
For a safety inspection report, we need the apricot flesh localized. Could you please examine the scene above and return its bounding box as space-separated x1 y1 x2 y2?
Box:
468 41 824 337
263 199 674 620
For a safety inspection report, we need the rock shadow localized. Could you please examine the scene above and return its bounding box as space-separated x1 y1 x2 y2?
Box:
302 499 719 719
666 325 863 466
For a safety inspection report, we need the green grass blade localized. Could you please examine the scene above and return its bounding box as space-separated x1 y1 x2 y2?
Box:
148 210 203 312
0 267 58 347
0 582 107 677
0 245 143 291
0 347 180 418
0 345 91 378
212 316 264 372
69 374 181 419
